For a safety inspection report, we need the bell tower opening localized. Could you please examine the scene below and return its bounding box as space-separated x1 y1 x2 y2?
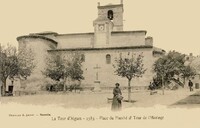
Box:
107 10 114 20
94 1 124 32
93 0 124 47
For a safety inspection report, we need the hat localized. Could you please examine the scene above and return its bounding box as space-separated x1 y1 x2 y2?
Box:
115 83 120 86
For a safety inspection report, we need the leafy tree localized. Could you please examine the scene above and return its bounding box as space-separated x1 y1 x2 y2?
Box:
0 44 35 96
153 51 195 94
44 55 65 81
180 65 196 85
113 53 146 102
43 52 84 91
67 54 84 81
17 44 36 79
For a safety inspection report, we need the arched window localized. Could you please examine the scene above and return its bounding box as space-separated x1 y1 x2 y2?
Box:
107 10 113 20
106 54 111 64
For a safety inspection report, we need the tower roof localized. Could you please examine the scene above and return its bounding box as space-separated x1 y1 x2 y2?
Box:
98 4 123 9
29 31 58 36
17 35 58 45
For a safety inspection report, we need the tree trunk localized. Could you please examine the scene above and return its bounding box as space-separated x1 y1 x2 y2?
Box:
1 79 6 96
63 77 67 91
162 76 164 95
128 79 131 102
0 81 2 97
0 86 1 97
183 77 186 87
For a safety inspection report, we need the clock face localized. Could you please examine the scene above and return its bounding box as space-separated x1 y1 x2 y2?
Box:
98 24 105 31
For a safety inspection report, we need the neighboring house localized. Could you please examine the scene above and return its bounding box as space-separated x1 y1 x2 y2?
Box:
188 55 200 86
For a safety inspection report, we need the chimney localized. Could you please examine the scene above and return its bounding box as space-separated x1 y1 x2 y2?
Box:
145 37 153 46
121 0 123 4
97 2 100 6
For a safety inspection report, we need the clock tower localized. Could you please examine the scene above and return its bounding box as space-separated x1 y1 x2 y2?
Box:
93 0 124 47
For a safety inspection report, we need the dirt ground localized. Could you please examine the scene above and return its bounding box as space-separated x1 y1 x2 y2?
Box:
0 88 199 109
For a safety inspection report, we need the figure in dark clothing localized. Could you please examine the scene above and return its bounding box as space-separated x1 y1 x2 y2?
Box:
111 83 122 111
149 82 155 95
149 82 154 90
188 80 193 92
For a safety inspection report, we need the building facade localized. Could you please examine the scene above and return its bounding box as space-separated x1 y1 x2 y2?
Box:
16 1 165 91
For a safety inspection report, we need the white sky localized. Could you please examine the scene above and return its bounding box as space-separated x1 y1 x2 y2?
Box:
0 0 200 55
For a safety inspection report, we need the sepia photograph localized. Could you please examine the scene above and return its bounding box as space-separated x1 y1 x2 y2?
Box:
0 0 200 128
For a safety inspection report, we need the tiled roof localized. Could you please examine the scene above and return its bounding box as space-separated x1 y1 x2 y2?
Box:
153 47 166 54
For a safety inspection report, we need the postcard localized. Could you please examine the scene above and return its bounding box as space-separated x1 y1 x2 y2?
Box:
0 0 200 128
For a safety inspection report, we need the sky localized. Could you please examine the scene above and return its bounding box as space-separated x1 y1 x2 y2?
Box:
0 0 200 55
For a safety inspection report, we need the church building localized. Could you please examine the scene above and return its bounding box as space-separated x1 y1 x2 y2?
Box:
17 0 165 91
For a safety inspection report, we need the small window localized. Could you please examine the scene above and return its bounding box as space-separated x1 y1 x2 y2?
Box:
106 54 111 64
107 10 114 20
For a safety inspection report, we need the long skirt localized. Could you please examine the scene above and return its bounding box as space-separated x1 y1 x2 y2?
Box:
111 96 122 111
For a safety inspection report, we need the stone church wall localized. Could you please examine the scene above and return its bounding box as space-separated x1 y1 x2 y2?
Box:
53 47 155 90
54 31 146 50
55 33 94 49
17 37 57 91
110 31 146 47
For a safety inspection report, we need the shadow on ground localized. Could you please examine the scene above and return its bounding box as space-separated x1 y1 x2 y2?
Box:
171 91 200 108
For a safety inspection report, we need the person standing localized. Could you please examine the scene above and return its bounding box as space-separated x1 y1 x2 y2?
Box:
149 82 154 95
188 80 193 92
111 83 123 111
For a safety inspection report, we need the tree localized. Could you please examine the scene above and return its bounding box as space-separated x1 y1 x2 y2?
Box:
180 65 196 85
43 52 84 91
67 54 84 81
113 53 146 102
17 44 36 80
0 44 35 96
43 55 65 82
153 51 195 94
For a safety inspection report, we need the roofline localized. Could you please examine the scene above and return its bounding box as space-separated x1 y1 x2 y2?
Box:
112 30 147 35
153 51 166 55
29 32 58 36
98 4 123 9
153 47 166 52
56 32 94 36
153 47 166 55
47 45 153 52
56 31 146 36
16 35 58 45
